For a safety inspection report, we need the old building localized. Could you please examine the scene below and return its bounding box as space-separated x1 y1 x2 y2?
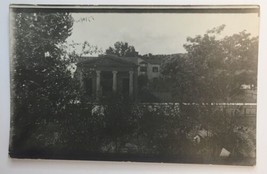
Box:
75 54 169 102
137 56 161 81
76 55 138 102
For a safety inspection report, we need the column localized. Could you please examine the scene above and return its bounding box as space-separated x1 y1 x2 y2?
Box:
112 71 118 92
129 71 134 97
96 70 101 100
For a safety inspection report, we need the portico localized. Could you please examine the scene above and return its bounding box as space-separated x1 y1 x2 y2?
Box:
76 55 138 102
95 70 135 100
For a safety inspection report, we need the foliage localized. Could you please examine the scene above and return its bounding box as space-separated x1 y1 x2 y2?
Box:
64 40 103 60
161 25 258 103
105 41 139 57
159 25 258 162
12 11 75 111
190 105 256 162
134 104 196 156
10 10 75 154
10 11 109 157
98 96 137 152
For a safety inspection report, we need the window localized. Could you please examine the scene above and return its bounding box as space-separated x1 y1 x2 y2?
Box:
152 66 159 72
140 66 147 72
139 61 148 72
84 78 92 96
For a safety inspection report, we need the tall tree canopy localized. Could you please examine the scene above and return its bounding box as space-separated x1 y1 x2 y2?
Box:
105 41 139 57
161 25 258 103
10 10 75 152
12 11 74 113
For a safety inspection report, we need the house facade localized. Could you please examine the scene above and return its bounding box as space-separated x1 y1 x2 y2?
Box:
75 54 163 102
76 55 138 102
137 57 161 81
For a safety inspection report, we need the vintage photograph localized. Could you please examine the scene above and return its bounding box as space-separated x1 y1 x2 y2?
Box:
9 5 259 165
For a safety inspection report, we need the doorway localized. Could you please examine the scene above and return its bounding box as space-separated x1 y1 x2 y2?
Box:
101 71 113 97
122 78 129 98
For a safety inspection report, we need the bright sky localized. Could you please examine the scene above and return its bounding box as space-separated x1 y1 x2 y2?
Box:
67 12 259 55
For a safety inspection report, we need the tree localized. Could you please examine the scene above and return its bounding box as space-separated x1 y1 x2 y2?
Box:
10 10 75 156
12 10 74 111
161 25 258 161
161 25 258 103
105 41 139 57
66 40 103 59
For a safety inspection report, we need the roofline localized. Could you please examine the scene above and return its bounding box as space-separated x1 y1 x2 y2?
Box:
77 55 138 67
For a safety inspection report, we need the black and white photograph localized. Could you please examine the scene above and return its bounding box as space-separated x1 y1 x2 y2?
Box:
9 5 259 166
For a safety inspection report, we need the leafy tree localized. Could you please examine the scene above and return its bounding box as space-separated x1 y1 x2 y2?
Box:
162 25 258 103
161 25 258 161
97 95 137 153
105 41 139 57
142 53 153 58
65 40 103 59
12 10 74 111
10 10 75 155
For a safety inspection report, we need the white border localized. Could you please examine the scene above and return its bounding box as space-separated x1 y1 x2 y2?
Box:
1 1 267 174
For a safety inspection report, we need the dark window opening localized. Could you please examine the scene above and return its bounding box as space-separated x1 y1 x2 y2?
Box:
152 66 159 72
140 66 147 72
84 78 92 96
101 71 113 97
122 78 129 98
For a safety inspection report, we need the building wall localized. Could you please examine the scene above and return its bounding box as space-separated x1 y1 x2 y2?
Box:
147 64 160 80
137 58 161 80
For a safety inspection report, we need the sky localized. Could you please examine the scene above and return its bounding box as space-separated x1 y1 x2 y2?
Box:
67 12 259 55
